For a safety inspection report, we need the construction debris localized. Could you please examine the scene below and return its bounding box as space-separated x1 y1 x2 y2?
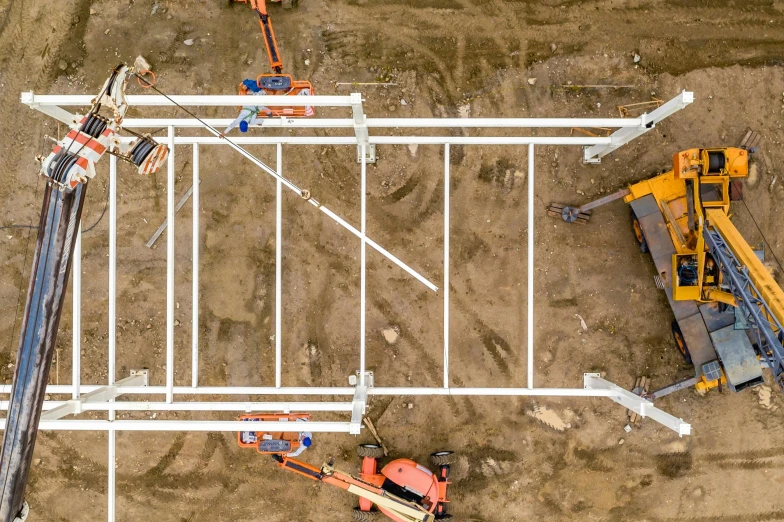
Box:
362 418 389 456
574 314 588 332
629 376 649 425
618 98 662 117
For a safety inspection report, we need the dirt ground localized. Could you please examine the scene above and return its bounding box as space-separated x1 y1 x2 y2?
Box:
2 0 784 520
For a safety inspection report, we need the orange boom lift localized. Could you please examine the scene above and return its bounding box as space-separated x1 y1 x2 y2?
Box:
232 0 314 117
238 417 453 522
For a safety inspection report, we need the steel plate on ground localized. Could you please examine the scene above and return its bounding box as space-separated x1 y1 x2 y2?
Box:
678 313 719 377
710 324 764 392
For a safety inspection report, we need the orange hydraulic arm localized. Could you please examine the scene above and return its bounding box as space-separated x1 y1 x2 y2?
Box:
249 0 284 73
272 454 383 493
271 455 434 522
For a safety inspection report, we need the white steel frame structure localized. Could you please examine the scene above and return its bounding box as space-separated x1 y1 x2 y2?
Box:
5 89 694 520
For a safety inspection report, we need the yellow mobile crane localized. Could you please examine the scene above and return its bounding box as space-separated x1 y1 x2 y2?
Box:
626 147 784 396
552 147 784 398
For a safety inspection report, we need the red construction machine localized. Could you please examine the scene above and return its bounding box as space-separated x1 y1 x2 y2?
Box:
238 417 453 521
231 0 314 117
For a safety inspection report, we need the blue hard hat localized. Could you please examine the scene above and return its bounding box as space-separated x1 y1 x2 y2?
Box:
302 436 312 447
242 79 261 93
239 120 249 133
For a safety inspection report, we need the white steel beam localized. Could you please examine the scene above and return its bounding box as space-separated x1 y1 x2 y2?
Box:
352 93 375 163
20 92 79 126
360 144 367 387
275 144 283 388
12 420 355 432
20 93 355 107
191 144 199 388
443 144 450 389
527 144 534 389
350 381 368 435
109 156 117 388
72 224 81 399
166 136 610 146
0 385 622 397
33 401 355 412
166 126 175 403
108 429 115 522
40 373 148 421
583 373 691 436
583 90 694 163
102 118 650 129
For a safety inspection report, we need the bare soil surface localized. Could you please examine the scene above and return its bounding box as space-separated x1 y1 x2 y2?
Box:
1 0 784 520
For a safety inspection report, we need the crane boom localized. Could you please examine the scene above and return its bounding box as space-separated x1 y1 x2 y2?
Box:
0 64 168 522
250 0 283 73
704 209 784 387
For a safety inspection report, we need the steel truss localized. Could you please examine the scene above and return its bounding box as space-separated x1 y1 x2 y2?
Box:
703 225 784 386
3 89 694 520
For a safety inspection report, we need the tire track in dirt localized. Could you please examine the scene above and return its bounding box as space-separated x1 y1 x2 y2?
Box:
449 284 515 380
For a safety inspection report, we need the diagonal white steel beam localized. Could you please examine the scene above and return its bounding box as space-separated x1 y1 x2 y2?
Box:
40 373 148 421
583 373 691 436
583 91 694 163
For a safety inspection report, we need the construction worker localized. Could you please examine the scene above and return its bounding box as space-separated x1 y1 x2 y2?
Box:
219 79 273 137
286 429 313 458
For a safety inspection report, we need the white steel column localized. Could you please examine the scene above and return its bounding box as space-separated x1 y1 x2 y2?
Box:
166 126 175 403
443 144 450 389
360 144 367 387
527 144 534 389
73 224 81 399
191 144 199 388
275 144 283 388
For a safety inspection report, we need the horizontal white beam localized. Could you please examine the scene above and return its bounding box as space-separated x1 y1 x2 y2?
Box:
120 117 645 129
21 93 354 107
0 385 616 397
27 401 354 412
162 136 610 146
0 420 353 432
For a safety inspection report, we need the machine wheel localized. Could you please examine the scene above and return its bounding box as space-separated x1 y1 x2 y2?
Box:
671 321 693 365
352 508 379 521
430 451 454 466
631 210 649 254
357 444 385 459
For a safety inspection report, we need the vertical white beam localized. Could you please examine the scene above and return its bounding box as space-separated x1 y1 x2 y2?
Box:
108 159 117 522
527 144 534 389
73 223 81 399
360 144 367 387
275 144 282 388
191 144 199 388
107 428 115 522
443 144 450 389
166 126 175 403
109 155 117 387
